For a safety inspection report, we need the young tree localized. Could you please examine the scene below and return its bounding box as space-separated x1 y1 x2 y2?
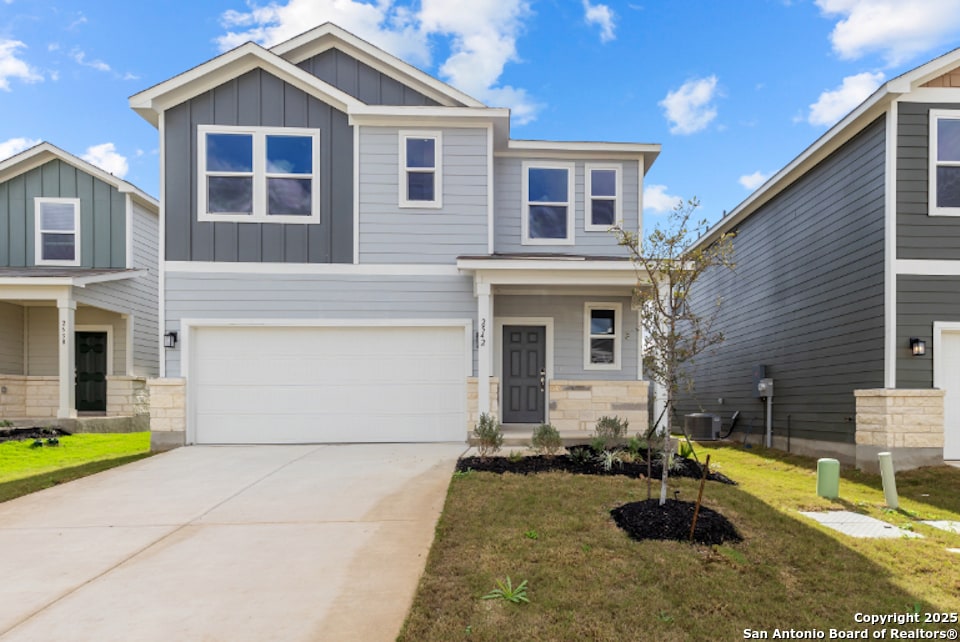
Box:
614 198 735 505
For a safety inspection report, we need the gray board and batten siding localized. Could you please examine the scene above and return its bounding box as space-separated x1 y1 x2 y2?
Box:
493 158 640 256
0 159 126 269
359 127 489 263
674 116 887 444
296 48 439 106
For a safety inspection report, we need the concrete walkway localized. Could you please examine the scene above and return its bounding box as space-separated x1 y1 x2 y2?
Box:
0 443 465 641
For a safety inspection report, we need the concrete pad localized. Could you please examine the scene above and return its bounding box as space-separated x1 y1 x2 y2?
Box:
799 511 923 539
921 520 960 534
0 443 464 641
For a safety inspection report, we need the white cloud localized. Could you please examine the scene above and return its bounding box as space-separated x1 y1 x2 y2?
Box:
583 0 616 43
644 184 683 213
739 171 772 190
217 0 541 124
817 0 960 65
82 143 128 178
0 40 43 91
70 49 111 72
659 75 719 135
807 71 884 126
0 137 40 161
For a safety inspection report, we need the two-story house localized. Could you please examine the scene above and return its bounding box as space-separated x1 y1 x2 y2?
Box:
0 142 159 424
676 48 960 471
130 23 660 450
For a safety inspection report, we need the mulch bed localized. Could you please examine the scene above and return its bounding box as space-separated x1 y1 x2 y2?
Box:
457 445 737 485
0 427 71 444
610 499 743 545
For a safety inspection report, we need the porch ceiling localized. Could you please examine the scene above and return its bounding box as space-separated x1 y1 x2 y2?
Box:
457 254 649 288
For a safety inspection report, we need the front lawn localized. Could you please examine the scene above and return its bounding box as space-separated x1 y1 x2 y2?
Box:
400 443 960 641
0 432 152 503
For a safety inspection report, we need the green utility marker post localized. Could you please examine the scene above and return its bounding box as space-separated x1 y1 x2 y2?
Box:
878 452 899 510
816 458 840 499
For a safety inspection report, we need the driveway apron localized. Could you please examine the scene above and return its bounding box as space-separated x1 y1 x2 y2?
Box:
0 443 464 641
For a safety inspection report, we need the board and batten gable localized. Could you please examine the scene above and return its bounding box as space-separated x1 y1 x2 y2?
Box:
163 68 353 264
674 116 887 444
297 48 439 106
493 157 640 256
0 159 125 268
358 127 488 263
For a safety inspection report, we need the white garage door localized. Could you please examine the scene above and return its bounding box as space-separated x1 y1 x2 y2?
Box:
191 325 467 444
942 331 960 460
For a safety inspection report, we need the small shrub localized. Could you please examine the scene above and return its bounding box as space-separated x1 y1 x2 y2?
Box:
507 449 523 463
531 423 562 456
627 435 647 456
569 446 592 465
593 415 629 450
473 413 503 459
678 438 694 459
589 437 607 453
595 449 623 472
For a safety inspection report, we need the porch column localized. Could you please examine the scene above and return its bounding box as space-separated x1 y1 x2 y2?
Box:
57 296 77 419
476 281 493 417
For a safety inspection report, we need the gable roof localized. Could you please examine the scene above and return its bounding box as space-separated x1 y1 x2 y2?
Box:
690 46 960 251
269 22 485 108
0 142 158 211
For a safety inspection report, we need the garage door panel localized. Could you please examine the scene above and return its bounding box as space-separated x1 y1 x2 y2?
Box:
192 325 467 444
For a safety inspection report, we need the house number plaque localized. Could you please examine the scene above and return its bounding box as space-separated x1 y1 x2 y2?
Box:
61 320 67 346
479 318 487 347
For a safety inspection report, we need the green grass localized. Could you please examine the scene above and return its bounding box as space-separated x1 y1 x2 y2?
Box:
0 432 152 502
400 442 960 642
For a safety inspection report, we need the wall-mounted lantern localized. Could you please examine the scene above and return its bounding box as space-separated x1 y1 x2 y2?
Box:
163 331 179 349
909 337 926 356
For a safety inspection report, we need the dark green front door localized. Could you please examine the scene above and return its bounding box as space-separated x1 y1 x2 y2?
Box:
76 332 107 412
502 325 546 423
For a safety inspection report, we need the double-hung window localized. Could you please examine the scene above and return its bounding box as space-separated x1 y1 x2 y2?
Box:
930 110 960 216
198 125 320 223
585 164 622 231
399 131 442 207
584 302 621 370
35 198 80 266
522 161 575 244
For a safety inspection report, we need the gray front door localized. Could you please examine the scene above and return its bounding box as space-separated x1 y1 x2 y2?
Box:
502 325 546 423
76 331 108 412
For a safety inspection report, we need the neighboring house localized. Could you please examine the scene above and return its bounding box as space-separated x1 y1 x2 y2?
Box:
129 23 660 449
675 49 960 471
0 143 159 422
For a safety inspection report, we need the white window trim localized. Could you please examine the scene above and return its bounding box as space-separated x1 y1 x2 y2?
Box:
398 130 442 208
584 163 623 231
929 109 960 217
34 197 81 267
584 302 621 371
521 161 576 245
197 124 321 224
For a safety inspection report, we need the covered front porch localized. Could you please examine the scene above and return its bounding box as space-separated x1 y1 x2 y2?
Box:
459 255 654 440
0 269 148 421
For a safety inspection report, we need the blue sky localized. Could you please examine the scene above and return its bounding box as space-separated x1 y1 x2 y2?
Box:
4 0 960 227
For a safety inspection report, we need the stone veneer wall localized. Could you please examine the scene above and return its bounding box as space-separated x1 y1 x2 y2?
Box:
106 376 150 417
0 375 27 418
466 377 500 432
549 380 649 434
854 388 944 472
25 377 59 418
148 378 186 451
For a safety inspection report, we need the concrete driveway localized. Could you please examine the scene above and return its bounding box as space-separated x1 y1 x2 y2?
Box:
0 443 465 641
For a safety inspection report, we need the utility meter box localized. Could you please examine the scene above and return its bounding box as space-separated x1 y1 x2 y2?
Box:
752 365 767 398
757 378 774 398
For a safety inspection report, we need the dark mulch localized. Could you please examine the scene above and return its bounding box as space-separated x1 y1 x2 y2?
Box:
610 499 743 545
457 445 737 485
0 427 71 444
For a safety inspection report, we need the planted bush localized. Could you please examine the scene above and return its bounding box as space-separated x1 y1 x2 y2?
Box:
531 423 562 456
592 415 629 451
473 413 503 459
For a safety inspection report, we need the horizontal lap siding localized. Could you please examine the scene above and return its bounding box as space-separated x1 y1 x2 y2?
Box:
897 276 960 388
0 160 125 268
494 158 639 256
495 295 639 381
163 271 477 378
359 127 488 263
897 101 960 259
674 117 887 444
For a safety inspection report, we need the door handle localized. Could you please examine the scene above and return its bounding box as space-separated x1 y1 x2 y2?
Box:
539 368 546 392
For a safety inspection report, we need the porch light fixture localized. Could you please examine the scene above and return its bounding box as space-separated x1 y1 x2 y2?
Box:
909 337 926 356
163 331 178 349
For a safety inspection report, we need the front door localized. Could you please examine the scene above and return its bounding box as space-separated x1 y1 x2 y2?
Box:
76 331 108 412
502 325 546 423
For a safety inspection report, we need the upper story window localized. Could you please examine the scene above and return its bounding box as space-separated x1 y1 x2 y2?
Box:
522 161 575 245
399 131 442 208
585 164 622 231
198 125 320 224
584 302 621 370
35 198 80 266
930 110 960 216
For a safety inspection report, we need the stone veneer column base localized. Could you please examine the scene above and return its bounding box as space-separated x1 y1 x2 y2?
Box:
148 378 186 451
854 389 945 473
466 377 500 432
0 375 27 418
548 380 649 434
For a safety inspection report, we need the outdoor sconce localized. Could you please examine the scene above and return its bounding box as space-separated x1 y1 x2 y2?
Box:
910 337 926 356
164 331 178 349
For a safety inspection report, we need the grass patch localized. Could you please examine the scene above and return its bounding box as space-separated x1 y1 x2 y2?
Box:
400 443 960 641
0 432 151 503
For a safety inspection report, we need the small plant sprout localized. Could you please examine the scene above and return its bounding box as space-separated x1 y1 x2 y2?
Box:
481 577 529 604
473 413 503 459
452 468 474 479
508 449 524 463
524 529 539 540
596 449 623 472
